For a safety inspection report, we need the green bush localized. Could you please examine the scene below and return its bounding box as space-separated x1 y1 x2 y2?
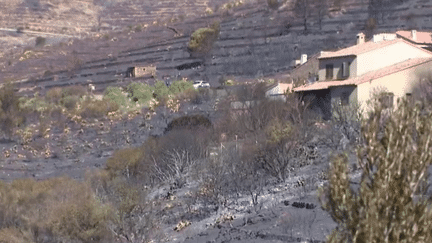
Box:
153 80 169 101
0 177 114 242
80 99 119 119
188 21 220 55
0 83 25 137
169 80 195 96
46 87 62 104
127 82 153 105
319 99 432 242
106 147 143 178
18 94 52 114
35 36 46 47
60 95 78 111
104 86 130 108
166 114 212 132
61 85 87 98
267 0 279 9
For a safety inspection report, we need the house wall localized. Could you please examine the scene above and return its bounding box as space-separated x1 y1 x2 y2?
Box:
356 41 432 76
289 55 319 85
356 62 432 112
318 57 357 81
265 83 292 96
134 66 156 77
330 85 358 105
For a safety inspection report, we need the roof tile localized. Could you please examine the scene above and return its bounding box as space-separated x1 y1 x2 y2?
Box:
396 30 432 44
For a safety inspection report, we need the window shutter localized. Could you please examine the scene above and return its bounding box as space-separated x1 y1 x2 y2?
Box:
342 62 349 78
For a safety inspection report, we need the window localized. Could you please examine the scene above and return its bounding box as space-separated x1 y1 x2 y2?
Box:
326 64 334 80
406 93 414 103
342 62 350 78
341 92 350 106
379 92 394 108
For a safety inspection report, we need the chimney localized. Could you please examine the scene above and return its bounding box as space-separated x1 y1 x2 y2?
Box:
356 33 365 45
300 54 307 65
412 30 417 41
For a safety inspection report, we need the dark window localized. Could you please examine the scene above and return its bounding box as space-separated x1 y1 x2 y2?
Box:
326 64 333 80
341 92 350 106
342 62 350 78
406 93 414 103
379 92 394 108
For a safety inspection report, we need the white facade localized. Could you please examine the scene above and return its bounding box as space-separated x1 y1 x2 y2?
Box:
356 41 432 77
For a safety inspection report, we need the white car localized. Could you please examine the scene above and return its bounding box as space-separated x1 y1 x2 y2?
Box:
193 80 210 89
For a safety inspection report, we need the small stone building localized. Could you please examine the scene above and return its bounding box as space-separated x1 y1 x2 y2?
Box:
126 65 156 78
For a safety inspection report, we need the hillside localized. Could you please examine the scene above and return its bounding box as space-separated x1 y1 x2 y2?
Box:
1 1 432 242
1 0 431 93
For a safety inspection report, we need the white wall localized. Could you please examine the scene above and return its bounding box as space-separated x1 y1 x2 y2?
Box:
356 42 432 77
356 62 432 113
318 57 357 81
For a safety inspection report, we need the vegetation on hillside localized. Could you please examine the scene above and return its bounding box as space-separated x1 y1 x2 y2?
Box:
3 72 432 242
188 21 220 56
0 80 196 144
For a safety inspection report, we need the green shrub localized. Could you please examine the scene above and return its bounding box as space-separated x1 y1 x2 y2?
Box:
60 95 78 111
0 83 25 137
319 99 432 242
188 21 220 55
61 85 87 98
127 82 153 105
153 80 169 101
46 87 62 104
106 147 142 178
80 99 119 119
267 0 279 9
169 80 195 96
35 36 46 47
166 114 212 132
0 177 114 242
104 86 130 108
18 94 51 113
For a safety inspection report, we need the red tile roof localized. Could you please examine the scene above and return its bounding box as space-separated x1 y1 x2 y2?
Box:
318 38 432 59
396 30 432 44
294 58 432 92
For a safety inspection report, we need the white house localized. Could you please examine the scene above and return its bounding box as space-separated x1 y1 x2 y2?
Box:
294 32 432 119
265 82 293 101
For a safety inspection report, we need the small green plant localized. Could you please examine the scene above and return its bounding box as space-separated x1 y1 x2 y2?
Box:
127 82 153 105
104 86 131 108
166 114 212 132
80 99 119 119
188 21 220 55
35 36 46 47
153 80 170 101
61 85 87 98
319 99 432 242
0 83 25 137
45 87 63 104
106 147 142 178
0 177 114 242
60 95 78 111
169 80 195 97
135 25 142 32
267 0 279 9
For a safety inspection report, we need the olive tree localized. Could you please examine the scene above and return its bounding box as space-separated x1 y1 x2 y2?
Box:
319 98 432 242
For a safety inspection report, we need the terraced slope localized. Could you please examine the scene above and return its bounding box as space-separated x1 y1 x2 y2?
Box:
5 0 432 94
